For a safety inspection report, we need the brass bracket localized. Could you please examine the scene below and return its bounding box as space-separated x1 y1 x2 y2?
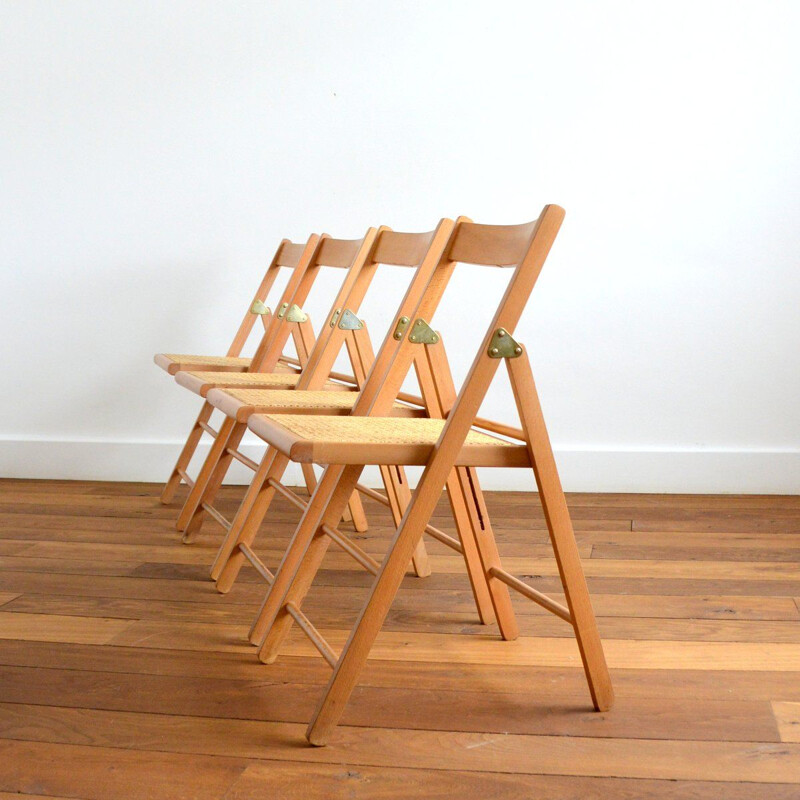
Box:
329 308 341 328
250 299 270 315
392 316 410 340
338 309 364 330
276 302 289 319
285 304 308 323
488 328 523 358
408 318 439 345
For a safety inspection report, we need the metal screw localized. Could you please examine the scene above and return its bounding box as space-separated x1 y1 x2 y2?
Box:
409 335 417 342
400 316 408 324
514 346 522 355
432 335 439 343
498 329 506 337
490 347 499 355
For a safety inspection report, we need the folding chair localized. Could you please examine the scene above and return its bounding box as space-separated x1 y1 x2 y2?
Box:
239 205 614 745
206 218 511 637
156 235 322 505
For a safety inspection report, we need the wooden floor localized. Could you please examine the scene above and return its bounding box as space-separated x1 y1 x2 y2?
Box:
0 479 798 798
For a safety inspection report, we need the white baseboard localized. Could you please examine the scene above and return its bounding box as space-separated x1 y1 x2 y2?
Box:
0 437 798 494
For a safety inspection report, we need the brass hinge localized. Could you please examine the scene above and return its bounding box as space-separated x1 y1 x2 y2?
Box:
338 309 364 330
408 318 439 345
276 302 289 319
285 304 308 323
250 299 270 315
329 308 341 328
392 316 410 340
488 328 523 358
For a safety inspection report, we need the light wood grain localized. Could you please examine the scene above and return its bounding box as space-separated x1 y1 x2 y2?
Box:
0 612 133 645
1 703 799 783
772 701 800 742
222 761 800 800
0 594 20 608
0 478 797 796
0 740 245 800
99 617 800 671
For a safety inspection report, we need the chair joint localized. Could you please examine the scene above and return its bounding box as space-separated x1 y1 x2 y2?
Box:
392 316 410 340
249 299 271 315
407 318 439 344
285 304 309 323
488 328 523 358
338 308 364 330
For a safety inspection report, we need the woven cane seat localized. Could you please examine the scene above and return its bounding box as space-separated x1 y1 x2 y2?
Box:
174 369 349 398
154 353 251 375
154 353 300 376
206 388 423 422
247 414 531 468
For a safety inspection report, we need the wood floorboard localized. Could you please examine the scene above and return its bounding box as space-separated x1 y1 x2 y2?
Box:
3 589 800 621
1 639 800 703
0 478 796 797
772 701 800 742
2 703 799 783
0 663 781 741
4 593 800 640
222 761 800 800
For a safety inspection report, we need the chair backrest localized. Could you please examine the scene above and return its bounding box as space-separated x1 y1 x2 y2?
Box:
247 232 368 374
428 207 565 449
225 237 312 359
349 206 566 418
251 224 448 391
297 227 441 389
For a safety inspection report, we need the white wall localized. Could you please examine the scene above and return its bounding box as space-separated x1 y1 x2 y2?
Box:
1 0 798 493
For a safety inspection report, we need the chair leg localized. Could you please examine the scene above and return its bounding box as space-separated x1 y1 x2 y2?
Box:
416 339 509 625
507 352 614 712
300 463 317 495
448 466 519 638
251 464 356 653
175 417 247 542
303 445 367 535
304 461 371 533
305 472 439 746
160 401 214 504
379 464 430 578
212 449 290 590
344 489 369 533
300 465 525 745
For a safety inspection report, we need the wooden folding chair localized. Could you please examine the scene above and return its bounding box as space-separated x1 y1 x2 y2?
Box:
240 205 614 745
206 219 511 637
156 235 322 505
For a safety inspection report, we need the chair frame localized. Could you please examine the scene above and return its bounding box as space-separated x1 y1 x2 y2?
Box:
158 234 323 505
240 205 614 745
